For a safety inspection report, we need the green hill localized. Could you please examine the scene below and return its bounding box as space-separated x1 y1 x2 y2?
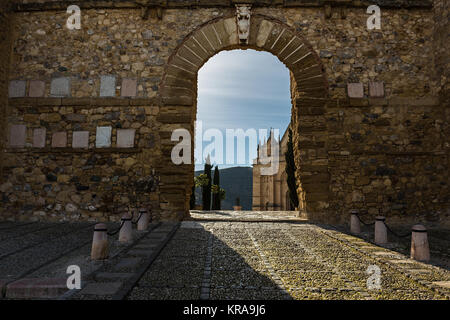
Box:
194 166 253 210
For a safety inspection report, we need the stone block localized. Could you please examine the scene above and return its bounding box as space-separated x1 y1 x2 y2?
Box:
117 129 135 148
9 124 26 147
65 114 86 122
51 132 67 148
369 82 384 97
50 77 71 97
95 273 134 282
5 278 68 299
9 80 26 98
100 75 116 97
432 281 450 289
72 131 89 149
347 83 364 98
121 79 137 97
33 128 46 148
127 249 154 257
79 282 122 296
113 257 142 271
95 126 112 148
29 80 46 97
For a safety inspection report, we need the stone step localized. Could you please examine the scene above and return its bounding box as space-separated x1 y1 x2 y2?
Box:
5 278 68 299
127 249 154 257
94 273 134 282
112 257 142 272
79 282 123 296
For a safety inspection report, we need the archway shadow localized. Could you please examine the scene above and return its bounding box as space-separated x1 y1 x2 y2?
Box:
127 221 292 300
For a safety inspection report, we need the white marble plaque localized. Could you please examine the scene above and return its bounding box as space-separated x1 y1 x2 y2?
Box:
95 126 112 148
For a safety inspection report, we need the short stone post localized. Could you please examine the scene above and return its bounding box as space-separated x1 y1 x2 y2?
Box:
148 206 153 223
350 209 361 235
411 224 430 262
119 213 133 243
374 216 388 245
91 223 109 260
137 208 149 231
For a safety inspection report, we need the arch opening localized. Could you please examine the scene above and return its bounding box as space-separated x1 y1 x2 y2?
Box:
159 14 329 220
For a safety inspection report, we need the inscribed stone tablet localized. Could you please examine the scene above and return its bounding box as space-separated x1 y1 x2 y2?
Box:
52 132 67 148
29 80 46 97
347 83 364 98
100 75 116 97
121 79 137 97
9 80 26 98
9 125 26 147
50 77 71 97
72 131 89 149
96 126 112 148
33 128 46 148
117 129 135 148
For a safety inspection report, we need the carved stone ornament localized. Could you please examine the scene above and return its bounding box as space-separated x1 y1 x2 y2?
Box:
236 4 251 45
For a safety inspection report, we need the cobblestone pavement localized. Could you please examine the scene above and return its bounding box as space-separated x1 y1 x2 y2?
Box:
128 219 450 300
189 210 304 222
0 214 449 300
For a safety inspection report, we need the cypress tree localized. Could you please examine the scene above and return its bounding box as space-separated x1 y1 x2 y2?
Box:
285 128 299 209
202 156 212 210
212 166 221 210
190 184 196 209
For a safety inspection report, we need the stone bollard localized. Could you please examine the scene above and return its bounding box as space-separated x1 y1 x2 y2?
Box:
91 223 109 260
350 209 361 235
411 224 430 262
137 208 149 231
374 216 388 245
119 213 133 243
148 206 153 223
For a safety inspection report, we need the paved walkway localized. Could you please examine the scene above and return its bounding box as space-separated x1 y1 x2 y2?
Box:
190 210 304 222
0 213 449 300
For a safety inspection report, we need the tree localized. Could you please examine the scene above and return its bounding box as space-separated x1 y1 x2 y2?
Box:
285 128 299 209
212 166 221 210
189 184 196 209
202 156 212 210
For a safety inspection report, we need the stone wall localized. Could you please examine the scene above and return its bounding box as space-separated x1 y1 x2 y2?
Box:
433 0 450 104
0 1 13 181
0 3 448 225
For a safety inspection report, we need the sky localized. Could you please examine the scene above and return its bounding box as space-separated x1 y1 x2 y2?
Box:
194 49 291 171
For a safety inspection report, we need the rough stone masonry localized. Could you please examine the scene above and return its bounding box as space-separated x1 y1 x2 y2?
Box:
0 0 448 225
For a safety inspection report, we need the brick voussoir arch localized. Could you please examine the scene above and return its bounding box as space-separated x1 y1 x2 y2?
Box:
158 13 330 218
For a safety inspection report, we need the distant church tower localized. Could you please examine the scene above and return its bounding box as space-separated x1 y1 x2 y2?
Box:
252 126 291 211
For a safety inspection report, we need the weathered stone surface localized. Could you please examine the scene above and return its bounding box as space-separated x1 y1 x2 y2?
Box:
95 126 112 148
117 129 135 148
121 79 137 97
50 77 70 97
100 75 116 97
72 131 89 149
79 282 122 295
32 128 46 148
5 278 68 299
0 6 448 225
369 82 384 98
28 80 45 97
9 80 26 98
9 124 26 147
65 114 86 122
347 83 364 98
51 132 67 148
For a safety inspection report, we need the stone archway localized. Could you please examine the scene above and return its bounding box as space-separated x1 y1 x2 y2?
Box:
158 13 329 220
